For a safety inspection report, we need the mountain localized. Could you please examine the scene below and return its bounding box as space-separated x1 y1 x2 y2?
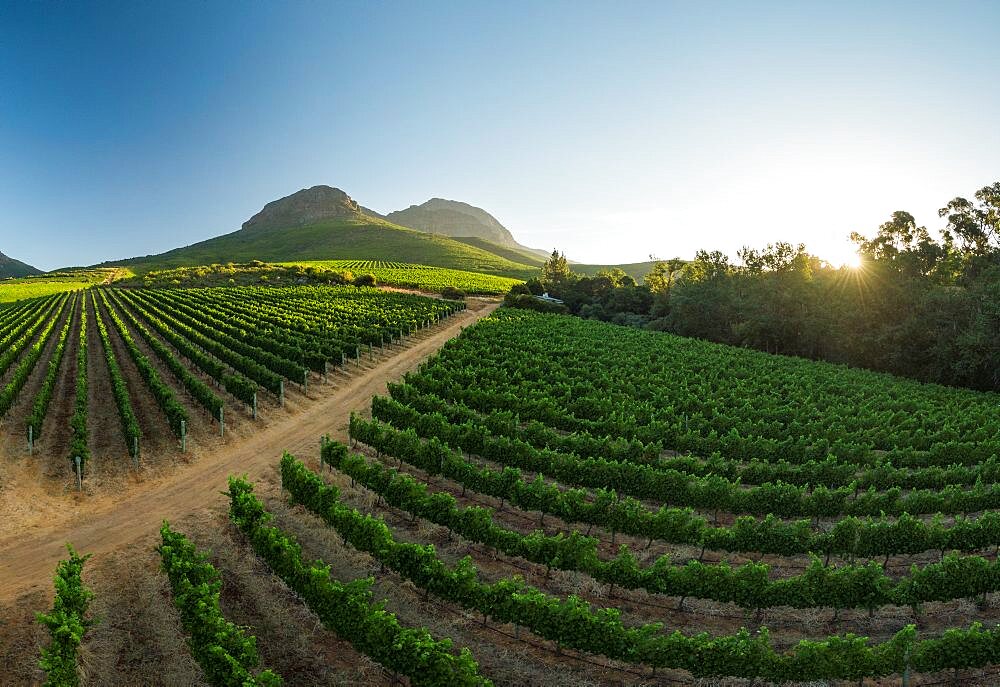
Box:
0 251 42 278
105 186 537 278
241 186 363 232
385 198 550 260
96 185 654 283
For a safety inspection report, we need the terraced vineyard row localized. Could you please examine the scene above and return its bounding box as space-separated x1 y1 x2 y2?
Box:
327 308 1000 684
0 285 464 485
290 259 525 294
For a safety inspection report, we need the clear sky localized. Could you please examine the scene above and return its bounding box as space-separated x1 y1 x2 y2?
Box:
2 1 998 271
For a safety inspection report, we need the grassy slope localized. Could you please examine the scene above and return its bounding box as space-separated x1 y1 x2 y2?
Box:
449 237 657 282
0 268 127 303
108 217 539 278
450 237 547 267
286 260 522 294
129 260 521 295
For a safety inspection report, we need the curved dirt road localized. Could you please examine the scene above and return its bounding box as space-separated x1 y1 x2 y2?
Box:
0 300 497 602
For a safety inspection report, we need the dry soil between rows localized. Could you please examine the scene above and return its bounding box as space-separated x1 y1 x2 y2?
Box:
0 299 498 603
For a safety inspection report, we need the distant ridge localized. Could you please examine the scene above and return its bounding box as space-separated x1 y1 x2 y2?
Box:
93 184 654 283
0 251 42 278
385 198 550 260
99 186 537 278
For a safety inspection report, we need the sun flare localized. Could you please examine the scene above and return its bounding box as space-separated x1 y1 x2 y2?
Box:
843 251 862 269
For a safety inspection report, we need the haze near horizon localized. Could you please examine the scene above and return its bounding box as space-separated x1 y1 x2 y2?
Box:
2 0 998 271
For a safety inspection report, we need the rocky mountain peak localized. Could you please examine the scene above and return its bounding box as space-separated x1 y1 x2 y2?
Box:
241 185 362 232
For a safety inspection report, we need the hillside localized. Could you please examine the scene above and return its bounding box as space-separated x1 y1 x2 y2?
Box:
93 185 657 283
0 268 128 303
450 236 546 267
572 260 658 282
448 244 657 283
386 198 550 259
102 186 538 278
0 251 41 279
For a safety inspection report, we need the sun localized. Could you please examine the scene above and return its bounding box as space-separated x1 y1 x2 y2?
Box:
825 245 863 269
843 251 862 269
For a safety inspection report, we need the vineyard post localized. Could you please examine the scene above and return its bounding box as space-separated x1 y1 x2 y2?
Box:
252 393 258 420
28 425 33 455
219 407 225 437
180 419 186 452
132 436 139 469
75 456 82 492
279 381 284 407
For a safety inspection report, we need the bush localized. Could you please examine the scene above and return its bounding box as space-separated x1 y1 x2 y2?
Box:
441 286 467 300
504 293 568 314
354 273 377 287
507 283 531 297
525 277 545 295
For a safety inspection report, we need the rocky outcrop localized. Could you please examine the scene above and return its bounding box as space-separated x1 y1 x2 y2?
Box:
241 186 363 232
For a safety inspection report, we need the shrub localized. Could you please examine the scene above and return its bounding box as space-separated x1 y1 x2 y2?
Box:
441 286 467 300
525 277 545 295
504 293 568 314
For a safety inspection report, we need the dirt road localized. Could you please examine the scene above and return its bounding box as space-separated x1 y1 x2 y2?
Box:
0 300 498 602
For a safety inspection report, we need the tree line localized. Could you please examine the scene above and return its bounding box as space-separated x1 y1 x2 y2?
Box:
509 181 1000 392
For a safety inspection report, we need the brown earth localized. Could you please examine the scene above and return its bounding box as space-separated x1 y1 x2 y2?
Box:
0 298 498 603
6 294 999 686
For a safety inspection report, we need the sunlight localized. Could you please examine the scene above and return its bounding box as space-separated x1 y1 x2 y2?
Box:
822 244 863 269
843 251 862 269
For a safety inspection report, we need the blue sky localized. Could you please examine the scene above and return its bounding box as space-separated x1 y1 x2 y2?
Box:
1 1 998 270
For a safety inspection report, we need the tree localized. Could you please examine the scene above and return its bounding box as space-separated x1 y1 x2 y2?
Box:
541 250 571 285
851 212 960 282
644 257 686 296
595 268 633 288
684 250 731 282
938 182 1000 258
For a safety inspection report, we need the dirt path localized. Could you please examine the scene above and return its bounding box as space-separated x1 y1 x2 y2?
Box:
0 300 498 603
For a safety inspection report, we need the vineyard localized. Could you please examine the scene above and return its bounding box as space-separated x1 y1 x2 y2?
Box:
322 308 1000 685
8 301 1000 686
287 260 525 294
0 269 127 303
0 284 464 488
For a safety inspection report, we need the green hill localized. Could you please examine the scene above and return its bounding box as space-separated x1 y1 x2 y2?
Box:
99 186 538 278
0 251 42 279
0 268 125 303
385 198 550 260
92 185 656 283
450 237 546 267
106 216 538 278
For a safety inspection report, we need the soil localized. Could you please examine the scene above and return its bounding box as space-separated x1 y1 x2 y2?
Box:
4 294 998 686
0 299 497 601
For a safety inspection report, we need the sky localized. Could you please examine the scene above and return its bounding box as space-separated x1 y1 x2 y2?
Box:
1 1 999 271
